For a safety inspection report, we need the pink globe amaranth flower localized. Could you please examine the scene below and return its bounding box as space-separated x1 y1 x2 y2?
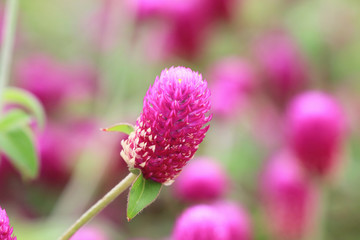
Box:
255 31 308 105
16 55 97 113
286 91 346 177
172 205 231 240
172 202 251 240
213 201 252 240
260 152 318 240
121 66 212 185
209 57 255 119
0 207 16 240
173 157 228 202
70 226 108 240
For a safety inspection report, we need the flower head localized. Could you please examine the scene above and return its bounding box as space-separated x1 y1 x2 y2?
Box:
173 157 228 202
286 91 346 177
0 207 16 240
172 202 252 240
172 205 230 240
260 152 318 239
121 66 211 185
209 57 255 119
255 31 308 105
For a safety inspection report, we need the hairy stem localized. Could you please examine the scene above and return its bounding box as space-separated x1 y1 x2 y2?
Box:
58 172 138 240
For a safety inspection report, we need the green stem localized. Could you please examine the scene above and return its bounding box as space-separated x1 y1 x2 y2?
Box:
58 172 138 240
0 0 18 113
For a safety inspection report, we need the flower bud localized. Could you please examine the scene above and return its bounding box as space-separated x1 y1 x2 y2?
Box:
0 207 16 240
173 157 228 202
286 91 346 177
121 67 211 185
260 152 318 239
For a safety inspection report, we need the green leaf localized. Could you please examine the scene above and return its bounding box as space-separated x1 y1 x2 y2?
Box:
101 123 134 135
0 109 31 132
0 126 39 180
2 87 45 129
127 174 162 221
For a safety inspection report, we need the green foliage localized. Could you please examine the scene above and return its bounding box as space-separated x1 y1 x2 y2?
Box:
101 123 135 135
127 174 162 221
2 87 45 129
0 87 45 180
0 126 38 180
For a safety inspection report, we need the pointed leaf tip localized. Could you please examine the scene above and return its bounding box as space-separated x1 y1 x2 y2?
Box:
100 123 135 135
127 174 162 221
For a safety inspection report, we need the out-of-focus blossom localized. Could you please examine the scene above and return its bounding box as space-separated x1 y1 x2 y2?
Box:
172 204 230 240
260 152 318 240
16 55 96 113
173 157 228 202
286 91 346 177
131 0 238 59
214 201 252 240
0 207 16 240
255 31 308 105
172 202 252 240
209 57 255 119
121 67 211 185
70 226 108 240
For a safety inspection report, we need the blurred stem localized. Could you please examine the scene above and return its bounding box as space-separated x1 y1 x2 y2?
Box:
58 172 138 240
0 0 18 113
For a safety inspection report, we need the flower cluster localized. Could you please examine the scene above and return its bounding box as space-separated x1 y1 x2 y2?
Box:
121 66 212 185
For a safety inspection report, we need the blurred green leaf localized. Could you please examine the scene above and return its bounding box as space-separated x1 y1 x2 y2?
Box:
0 126 39 180
0 109 31 132
101 123 134 135
127 174 162 221
2 87 45 129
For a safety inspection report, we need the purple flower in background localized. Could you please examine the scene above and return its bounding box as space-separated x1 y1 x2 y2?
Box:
16 55 96 113
255 31 308 105
70 226 108 240
209 57 255 119
173 157 228 202
121 66 212 185
172 202 252 240
286 91 346 177
214 201 252 240
260 152 318 240
172 205 230 240
0 207 16 240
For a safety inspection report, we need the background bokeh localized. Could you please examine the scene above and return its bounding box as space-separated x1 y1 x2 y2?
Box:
0 0 360 239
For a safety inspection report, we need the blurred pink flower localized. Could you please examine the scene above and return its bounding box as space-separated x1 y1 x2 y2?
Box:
0 206 16 240
260 152 318 240
131 0 238 59
209 57 255 119
16 55 97 113
255 31 308 105
286 91 346 177
172 204 231 240
121 67 211 185
213 201 252 240
172 202 252 240
173 157 228 202
70 226 108 240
